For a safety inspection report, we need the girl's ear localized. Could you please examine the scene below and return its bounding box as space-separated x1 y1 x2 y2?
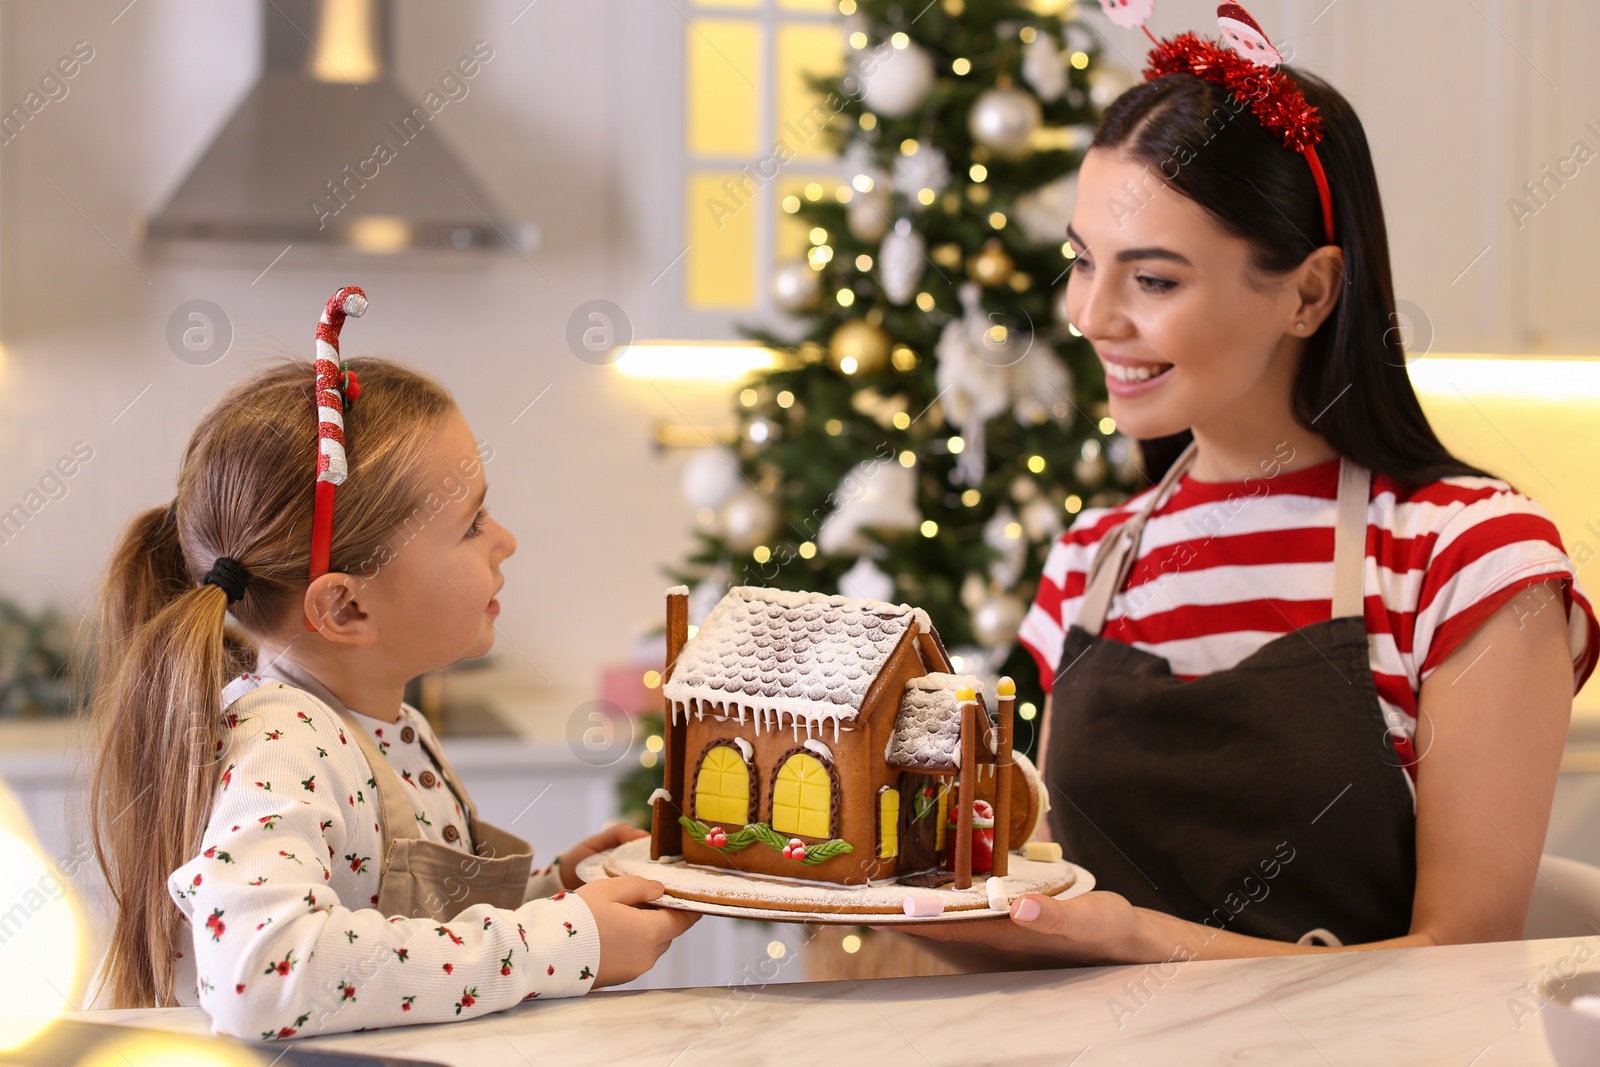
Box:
305 573 377 645
1289 245 1345 334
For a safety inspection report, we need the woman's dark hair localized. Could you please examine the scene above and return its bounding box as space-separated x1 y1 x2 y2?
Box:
1091 67 1484 487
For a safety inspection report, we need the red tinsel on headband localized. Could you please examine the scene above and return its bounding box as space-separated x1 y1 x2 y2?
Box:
1142 29 1335 242
1144 31 1324 153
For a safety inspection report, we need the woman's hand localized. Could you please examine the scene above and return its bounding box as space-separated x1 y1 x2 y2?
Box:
575 875 700 988
901 890 1154 964
559 823 648 891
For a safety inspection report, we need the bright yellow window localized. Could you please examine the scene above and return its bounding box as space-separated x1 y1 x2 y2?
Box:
878 789 899 859
695 744 750 826
772 753 832 839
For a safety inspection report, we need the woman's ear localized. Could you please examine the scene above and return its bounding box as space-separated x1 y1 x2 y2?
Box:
304 573 377 645
1289 245 1346 334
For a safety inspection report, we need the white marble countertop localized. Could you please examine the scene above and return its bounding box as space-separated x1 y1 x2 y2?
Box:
77 934 1598 1066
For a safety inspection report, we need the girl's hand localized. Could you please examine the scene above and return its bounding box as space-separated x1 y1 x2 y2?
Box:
575 875 699 988
901 890 1153 964
559 823 648 891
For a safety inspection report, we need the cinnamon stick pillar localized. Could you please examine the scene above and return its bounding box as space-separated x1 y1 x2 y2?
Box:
651 587 690 859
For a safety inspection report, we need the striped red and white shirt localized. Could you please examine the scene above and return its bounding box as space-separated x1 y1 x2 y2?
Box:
1019 456 1599 745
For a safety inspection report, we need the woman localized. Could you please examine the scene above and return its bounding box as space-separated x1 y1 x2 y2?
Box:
907 51 1596 963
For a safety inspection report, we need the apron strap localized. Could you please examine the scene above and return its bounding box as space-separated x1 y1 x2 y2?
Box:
1076 443 1372 636
259 660 426 863
1077 440 1199 637
1331 458 1371 620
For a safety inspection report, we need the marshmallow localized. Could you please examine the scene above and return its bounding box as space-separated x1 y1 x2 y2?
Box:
902 893 945 918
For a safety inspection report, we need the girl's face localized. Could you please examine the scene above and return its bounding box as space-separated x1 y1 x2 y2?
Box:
1062 148 1310 442
363 409 516 674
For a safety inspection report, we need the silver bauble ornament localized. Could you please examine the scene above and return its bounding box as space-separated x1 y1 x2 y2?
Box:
847 187 893 242
858 41 935 117
681 447 742 511
770 260 821 313
972 593 1027 647
718 489 779 553
969 85 1042 159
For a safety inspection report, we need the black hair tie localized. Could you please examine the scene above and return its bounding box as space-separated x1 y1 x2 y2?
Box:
203 557 252 605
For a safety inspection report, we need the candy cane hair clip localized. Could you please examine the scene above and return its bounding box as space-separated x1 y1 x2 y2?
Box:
304 285 367 632
1094 0 1336 245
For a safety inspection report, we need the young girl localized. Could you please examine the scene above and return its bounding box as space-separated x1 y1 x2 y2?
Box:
87 290 696 1039
910 5 1597 963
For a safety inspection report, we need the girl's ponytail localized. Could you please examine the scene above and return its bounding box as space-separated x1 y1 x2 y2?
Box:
89 504 245 1008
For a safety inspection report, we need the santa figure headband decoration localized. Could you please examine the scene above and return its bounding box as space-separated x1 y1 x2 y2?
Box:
1097 0 1336 244
305 285 367 629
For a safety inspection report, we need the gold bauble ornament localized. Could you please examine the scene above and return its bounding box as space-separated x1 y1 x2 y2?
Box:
968 239 1015 287
828 319 892 375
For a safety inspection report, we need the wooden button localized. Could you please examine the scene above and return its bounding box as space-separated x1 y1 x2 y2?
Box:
400 726 416 744
418 770 437 788
442 824 460 843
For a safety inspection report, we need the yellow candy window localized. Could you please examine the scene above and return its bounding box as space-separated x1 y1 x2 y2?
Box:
878 788 899 859
772 752 832 839
694 744 750 826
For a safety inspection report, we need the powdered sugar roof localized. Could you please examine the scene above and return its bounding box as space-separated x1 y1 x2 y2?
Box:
662 586 921 725
886 672 982 770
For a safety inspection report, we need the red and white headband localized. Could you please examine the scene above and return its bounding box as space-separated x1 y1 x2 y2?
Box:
305 285 367 629
1097 0 1336 244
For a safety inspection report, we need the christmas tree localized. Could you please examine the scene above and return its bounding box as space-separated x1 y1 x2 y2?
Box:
668 0 1147 750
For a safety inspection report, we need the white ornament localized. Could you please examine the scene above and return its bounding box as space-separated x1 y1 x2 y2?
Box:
718 488 779 553
973 593 1026 648
838 555 896 603
847 187 893 242
858 41 935 117
1089 63 1139 109
1013 173 1079 244
682 447 743 511
817 459 921 556
984 507 1029 589
1106 433 1143 484
959 572 988 612
1022 32 1068 102
1008 346 1073 427
938 283 1014 486
771 260 821 313
878 219 926 305
892 146 951 206
1021 497 1063 543
969 86 1042 159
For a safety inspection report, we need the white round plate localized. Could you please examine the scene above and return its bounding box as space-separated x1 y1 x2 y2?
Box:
575 837 1095 925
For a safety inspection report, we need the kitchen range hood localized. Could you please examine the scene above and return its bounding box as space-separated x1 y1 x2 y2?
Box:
145 0 530 253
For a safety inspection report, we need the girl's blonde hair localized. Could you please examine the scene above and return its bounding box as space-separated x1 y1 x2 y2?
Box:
87 356 456 1007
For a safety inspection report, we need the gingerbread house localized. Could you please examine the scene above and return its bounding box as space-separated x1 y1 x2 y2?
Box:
648 585 1034 889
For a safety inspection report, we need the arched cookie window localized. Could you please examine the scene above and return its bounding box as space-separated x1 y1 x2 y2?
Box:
694 742 751 826
878 785 899 860
771 751 833 839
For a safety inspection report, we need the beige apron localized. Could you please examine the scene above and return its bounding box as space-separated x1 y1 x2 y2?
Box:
264 661 538 921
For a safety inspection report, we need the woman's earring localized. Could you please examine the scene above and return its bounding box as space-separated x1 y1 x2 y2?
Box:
1295 322 1306 331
